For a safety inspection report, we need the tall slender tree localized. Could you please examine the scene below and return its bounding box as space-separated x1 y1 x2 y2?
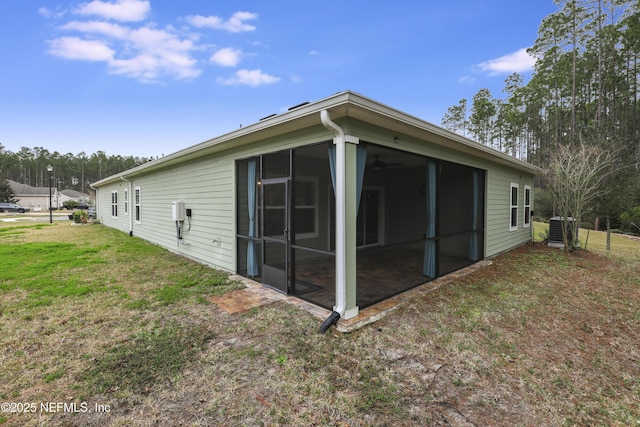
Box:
441 99 468 136
469 88 497 147
442 0 640 229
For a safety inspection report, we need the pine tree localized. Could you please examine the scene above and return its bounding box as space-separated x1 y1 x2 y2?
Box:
0 177 18 203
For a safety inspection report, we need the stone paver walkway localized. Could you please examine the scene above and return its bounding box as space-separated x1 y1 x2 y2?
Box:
208 260 492 332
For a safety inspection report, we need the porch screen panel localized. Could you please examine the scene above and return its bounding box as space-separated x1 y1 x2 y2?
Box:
328 144 336 192
236 158 261 278
292 143 335 307
438 162 485 276
355 144 367 214
423 160 437 278
468 170 480 261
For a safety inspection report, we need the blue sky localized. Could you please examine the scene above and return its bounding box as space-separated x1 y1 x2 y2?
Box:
0 0 557 158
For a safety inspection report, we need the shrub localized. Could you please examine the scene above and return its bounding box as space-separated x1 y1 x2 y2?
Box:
73 210 89 224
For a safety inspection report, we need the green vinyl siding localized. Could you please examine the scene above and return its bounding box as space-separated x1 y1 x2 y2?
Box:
485 166 534 257
95 114 534 273
95 126 331 273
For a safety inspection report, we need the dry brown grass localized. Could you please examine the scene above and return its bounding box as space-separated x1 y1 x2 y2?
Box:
1 221 639 426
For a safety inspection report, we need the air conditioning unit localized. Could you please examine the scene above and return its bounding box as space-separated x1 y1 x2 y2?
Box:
548 216 576 248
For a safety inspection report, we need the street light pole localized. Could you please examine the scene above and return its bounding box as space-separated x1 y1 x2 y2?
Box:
47 165 53 223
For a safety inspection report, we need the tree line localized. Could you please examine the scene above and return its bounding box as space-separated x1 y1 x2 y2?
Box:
0 144 152 195
442 0 640 231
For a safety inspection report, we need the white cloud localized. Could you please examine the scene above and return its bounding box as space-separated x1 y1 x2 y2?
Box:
458 76 476 84
108 54 158 79
48 36 115 61
74 0 150 22
62 20 129 38
219 69 280 86
210 47 242 67
186 11 257 33
38 7 66 19
109 53 201 81
47 24 201 81
107 27 201 81
476 48 537 75
127 26 196 54
44 3 277 84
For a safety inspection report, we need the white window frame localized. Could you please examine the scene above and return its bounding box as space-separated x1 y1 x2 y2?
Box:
111 190 118 219
134 186 141 224
293 177 318 239
123 188 129 216
265 177 318 240
509 183 518 231
523 185 531 228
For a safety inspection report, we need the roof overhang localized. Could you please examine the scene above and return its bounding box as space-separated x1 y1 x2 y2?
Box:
92 90 539 187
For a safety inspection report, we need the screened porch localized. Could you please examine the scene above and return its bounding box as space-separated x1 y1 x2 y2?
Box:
236 142 485 310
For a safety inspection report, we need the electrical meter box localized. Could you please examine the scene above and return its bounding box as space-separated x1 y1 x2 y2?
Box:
172 201 185 221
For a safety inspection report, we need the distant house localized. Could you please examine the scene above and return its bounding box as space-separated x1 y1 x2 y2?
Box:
59 189 93 207
8 180 59 211
92 91 538 321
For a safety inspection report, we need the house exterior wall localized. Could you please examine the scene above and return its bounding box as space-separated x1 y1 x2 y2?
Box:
95 117 534 273
14 193 59 211
485 165 534 256
97 152 236 272
96 126 331 273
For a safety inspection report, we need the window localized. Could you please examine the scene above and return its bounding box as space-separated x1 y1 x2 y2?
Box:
510 183 518 231
523 185 531 228
262 179 318 240
135 186 141 223
111 190 118 218
124 189 129 215
293 178 318 239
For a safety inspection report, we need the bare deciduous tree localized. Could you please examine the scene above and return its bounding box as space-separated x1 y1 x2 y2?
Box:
544 143 616 252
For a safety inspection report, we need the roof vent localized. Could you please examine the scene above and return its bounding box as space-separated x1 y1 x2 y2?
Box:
260 113 277 121
548 216 576 248
288 101 309 111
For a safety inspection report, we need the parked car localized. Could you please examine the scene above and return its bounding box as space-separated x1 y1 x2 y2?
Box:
63 201 89 210
68 206 96 220
0 203 30 213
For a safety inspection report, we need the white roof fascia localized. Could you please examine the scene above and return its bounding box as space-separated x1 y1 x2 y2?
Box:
93 90 538 186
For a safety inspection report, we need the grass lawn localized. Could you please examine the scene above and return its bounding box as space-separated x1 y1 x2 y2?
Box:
1 221 639 426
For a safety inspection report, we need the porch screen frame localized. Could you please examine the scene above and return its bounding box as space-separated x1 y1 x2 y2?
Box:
247 159 259 277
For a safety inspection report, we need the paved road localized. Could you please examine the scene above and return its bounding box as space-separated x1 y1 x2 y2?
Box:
0 213 71 222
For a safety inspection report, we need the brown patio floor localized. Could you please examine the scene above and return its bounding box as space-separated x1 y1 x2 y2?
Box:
208 259 492 333
292 245 479 310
